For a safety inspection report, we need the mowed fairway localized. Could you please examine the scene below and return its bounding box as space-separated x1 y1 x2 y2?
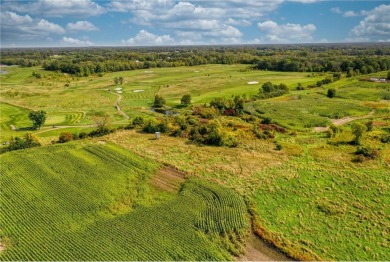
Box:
0 142 249 260
0 102 32 141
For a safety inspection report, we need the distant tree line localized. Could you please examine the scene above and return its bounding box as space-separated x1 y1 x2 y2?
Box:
1 44 389 76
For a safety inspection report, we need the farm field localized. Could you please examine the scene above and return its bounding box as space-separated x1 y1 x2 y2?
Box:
0 142 249 260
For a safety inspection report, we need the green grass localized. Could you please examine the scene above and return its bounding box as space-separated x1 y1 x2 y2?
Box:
106 129 389 261
245 92 372 130
252 154 389 260
0 142 248 260
0 65 325 124
0 102 32 141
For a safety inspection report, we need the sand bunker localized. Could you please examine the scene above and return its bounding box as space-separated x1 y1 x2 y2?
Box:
133 90 145 93
144 70 153 73
115 87 122 91
247 81 259 85
116 91 123 94
193 70 200 73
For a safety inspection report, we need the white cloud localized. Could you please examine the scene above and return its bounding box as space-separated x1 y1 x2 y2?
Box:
330 7 342 14
3 0 105 17
1 11 65 43
350 4 390 41
67 21 99 31
122 30 175 46
36 19 66 33
344 11 358 17
62 37 94 46
226 18 252 27
257 20 316 43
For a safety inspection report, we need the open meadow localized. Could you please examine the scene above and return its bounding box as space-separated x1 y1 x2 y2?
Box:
0 64 389 260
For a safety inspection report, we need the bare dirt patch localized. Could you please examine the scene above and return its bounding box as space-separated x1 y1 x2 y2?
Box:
151 165 186 192
314 110 375 132
238 234 293 261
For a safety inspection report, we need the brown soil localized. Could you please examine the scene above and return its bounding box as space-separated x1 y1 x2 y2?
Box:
238 234 293 261
151 165 186 192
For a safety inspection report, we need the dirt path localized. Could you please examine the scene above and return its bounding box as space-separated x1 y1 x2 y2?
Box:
314 110 375 132
331 110 375 126
33 124 96 134
110 91 129 120
238 234 293 261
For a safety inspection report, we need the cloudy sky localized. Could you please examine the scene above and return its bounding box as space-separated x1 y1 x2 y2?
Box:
1 0 389 47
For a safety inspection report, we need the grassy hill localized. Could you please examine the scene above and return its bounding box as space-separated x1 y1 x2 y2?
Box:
0 142 249 260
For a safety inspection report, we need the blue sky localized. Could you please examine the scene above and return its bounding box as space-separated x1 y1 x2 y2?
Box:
1 0 389 47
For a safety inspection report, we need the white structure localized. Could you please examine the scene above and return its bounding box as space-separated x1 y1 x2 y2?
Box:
155 132 160 139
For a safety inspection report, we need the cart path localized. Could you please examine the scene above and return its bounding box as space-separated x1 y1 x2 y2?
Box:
110 91 129 120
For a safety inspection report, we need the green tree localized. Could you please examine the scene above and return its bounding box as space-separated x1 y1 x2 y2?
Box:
181 94 192 106
352 123 367 145
28 110 47 129
327 88 336 98
153 95 166 108
387 71 390 80
261 82 274 93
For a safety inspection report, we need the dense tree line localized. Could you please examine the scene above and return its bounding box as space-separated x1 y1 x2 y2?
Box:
1 44 389 75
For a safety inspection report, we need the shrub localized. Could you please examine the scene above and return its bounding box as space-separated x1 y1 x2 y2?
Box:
181 94 192 106
355 146 380 159
1 134 41 153
132 116 144 126
58 132 73 143
142 119 159 133
327 89 336 98
380 134 390 143
261 117 272 124
88 127 112 137
275 143 283 150
351 123 367 145
365 121 373 132
153 95 165 108
79 132 88 139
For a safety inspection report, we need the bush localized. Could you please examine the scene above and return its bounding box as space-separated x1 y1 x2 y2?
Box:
79 132 88 139
58 132 73 143
181 94 192 106
261 117 272 124
0 134 41 154
142 119 159 133
132 116 144 126
275 143 283 151
380 134 390 143
327 89 336 98
153 95 165 108
88 127 112 137
355 146 380 159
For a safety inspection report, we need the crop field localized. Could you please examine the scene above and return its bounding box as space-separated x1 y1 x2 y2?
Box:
0 142 248 260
